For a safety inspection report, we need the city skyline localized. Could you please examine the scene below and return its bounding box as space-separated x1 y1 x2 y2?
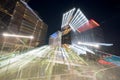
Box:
28 0 120 55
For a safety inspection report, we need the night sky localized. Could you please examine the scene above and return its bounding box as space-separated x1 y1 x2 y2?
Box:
28 0 120 56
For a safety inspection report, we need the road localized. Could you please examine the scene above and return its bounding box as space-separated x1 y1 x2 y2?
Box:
0 45 120 80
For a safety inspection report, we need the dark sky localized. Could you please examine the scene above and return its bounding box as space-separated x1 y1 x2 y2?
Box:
28 0 120 55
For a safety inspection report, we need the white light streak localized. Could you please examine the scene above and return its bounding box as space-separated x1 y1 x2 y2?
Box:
70 9 80 24
62 13 66 28
69 24 76 32
61 8 76 28
78 41 100 48
61 8 88 31
69 8 88 31
68 8 76 20
61 16 64 28
72 44 95 54
70 14 84 26
74 20 88 28
3 33 34 39
93 43 113 46
66 10 72 25
70 45 86 55
73 16 88 26
64 12 69 26
70 11 83 26
0 45 49 69
78 42 113 47
70 9 88 24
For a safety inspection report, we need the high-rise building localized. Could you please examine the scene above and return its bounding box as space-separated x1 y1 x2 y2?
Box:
61 8 100 45
0 0 48 54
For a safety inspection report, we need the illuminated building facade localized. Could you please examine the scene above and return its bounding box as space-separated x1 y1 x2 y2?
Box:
61 8 113 57
61 8 100 45
0 0 48 54
62 27 71 44
49 31 62 47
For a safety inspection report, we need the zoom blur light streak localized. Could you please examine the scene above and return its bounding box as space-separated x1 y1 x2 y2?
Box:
78 42 113 47
72 44 95 54
3 33 34 39
78 41 100 48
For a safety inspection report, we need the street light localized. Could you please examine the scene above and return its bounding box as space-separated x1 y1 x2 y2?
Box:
3 33 34 39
